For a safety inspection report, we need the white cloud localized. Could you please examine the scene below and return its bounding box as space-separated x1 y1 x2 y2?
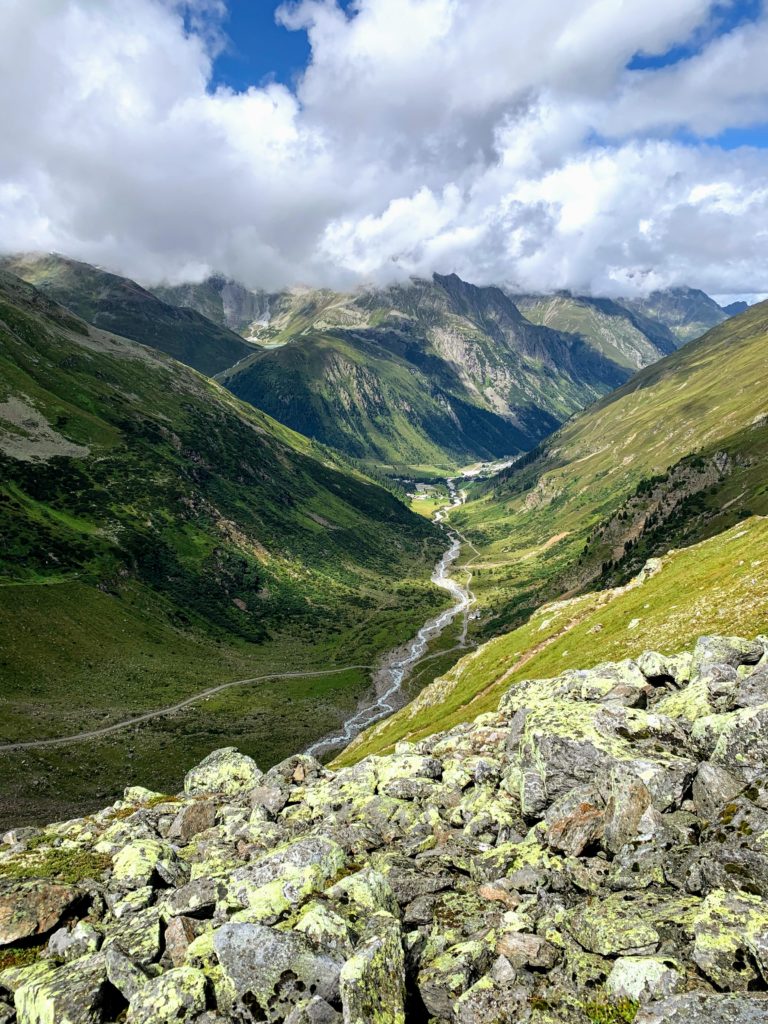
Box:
0 0 767 295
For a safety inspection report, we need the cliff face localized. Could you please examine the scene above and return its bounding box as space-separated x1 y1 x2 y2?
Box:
3 633 768 1024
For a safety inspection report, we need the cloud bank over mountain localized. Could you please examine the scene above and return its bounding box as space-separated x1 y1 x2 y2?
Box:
1 0 767 295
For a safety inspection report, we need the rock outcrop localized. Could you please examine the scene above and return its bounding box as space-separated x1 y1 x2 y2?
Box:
3 634 768 1023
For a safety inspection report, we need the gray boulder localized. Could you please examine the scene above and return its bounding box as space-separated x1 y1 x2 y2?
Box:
692 762 743 819
636 994 768 1023
692 635 764 672
167 800 216 844
339 912 406 1024
544 785 605 856
46 921 102 963
184 747 262 797
733 665 768 708
213 922 342 1022
284 997 342 1024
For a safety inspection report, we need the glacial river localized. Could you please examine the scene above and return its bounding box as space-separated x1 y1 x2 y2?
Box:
305 477 475 759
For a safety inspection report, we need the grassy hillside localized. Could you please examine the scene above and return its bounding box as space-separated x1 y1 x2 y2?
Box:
338 514 768 763
0 271 447 826
514 292 677 369
1 254 254 376
220 273 630 470
337 299 768 764
446 300 768 637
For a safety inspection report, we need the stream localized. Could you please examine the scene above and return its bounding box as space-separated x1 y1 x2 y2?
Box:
305 477 475 759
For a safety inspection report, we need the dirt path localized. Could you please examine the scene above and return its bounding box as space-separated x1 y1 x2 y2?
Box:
0 666 371 753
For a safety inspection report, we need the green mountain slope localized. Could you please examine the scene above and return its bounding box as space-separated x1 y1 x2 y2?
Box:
447 300 768 638
1 254 255 376
338 514 768 762
513 292 677 369
219 327 558 470
619 285 728 343
219 273 631 470
0 271 447 823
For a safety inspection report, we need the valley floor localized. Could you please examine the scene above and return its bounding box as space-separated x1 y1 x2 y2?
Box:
0 573 453 830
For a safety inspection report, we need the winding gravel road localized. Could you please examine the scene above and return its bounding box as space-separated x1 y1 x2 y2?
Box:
1 460 509 758
0 666 370 753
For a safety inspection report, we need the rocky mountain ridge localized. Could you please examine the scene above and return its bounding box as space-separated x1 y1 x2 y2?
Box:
511 293 677 370
618 287 729 345
217 273 631 468
3 255 742 473
156 276 731 365
3 632 768 1023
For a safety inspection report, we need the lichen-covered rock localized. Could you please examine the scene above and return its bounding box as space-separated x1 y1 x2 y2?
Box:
417 938 494 1019
103 906 162 967
324 868 398 921
605 956 683 1002
183 747 262 797
692 890 768 990
636 993 768 1023
295 903 354 960
564 893 660 956
5 634 768 1024
14 953 114 1024
213 922 342 1021
111 839 181 890
104 945 149 1002
339 912 405 1024
126 966 207 1023
0 880 80 947
220 836 346 921
453 974 528 1024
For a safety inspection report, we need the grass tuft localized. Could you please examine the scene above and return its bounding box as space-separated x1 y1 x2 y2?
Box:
0 848 112 883
584 997 639 1024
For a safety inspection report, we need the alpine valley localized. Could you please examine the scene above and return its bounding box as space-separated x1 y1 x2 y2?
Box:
1 251 767 1024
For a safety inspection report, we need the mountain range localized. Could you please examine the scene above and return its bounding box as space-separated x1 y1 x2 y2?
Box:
4 253 745 473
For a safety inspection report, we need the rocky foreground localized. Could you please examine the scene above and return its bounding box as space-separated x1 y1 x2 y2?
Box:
3 636 768 1023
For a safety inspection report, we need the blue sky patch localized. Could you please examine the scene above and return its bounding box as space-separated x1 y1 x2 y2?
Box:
210 0 357 92
628 0 762 70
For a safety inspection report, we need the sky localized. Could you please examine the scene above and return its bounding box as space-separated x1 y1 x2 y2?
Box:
1 0 768 299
